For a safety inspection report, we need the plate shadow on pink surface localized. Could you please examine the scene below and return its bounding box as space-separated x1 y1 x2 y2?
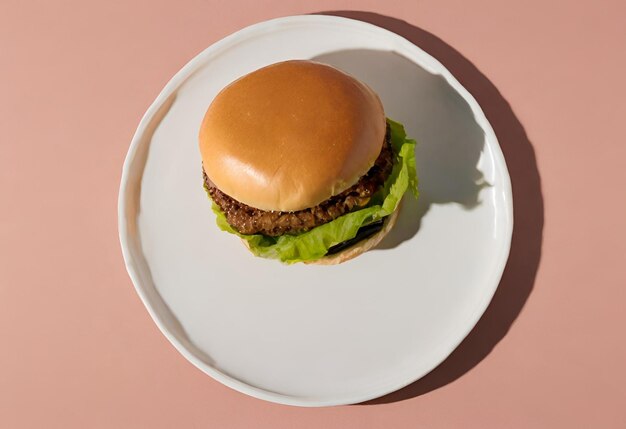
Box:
318 11 544 404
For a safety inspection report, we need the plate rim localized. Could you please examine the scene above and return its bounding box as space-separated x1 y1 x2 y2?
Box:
118 14 514 407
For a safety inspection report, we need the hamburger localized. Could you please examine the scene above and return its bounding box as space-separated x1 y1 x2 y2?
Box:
199 60 418 264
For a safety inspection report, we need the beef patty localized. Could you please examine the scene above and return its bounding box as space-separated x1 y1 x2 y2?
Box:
205 125 394 236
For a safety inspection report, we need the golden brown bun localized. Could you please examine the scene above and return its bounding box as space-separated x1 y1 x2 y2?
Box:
239 207 400 265
199 60 386 212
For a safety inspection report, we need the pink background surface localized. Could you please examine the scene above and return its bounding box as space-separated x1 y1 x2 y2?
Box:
2 0 625 427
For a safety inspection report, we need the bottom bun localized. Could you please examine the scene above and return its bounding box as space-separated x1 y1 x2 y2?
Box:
307 206 400 265
240 205 401 265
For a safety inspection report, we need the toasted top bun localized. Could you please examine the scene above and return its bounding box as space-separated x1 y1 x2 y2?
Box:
199 60 386 212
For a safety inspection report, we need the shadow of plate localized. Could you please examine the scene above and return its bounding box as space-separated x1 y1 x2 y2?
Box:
314 11 544 404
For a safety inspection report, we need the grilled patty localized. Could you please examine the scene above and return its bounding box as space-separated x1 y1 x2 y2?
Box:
205 125 394 236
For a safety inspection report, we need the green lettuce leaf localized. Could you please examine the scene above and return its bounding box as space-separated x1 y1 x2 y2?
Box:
210 118 418 263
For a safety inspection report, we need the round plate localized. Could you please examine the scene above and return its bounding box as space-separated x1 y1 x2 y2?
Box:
118 15 513 407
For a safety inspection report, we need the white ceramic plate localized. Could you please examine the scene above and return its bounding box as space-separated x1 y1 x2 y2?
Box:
119 15 513 407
